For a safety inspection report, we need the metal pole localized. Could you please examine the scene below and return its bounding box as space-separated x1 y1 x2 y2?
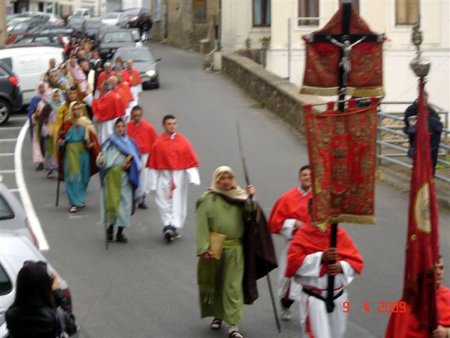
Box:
288 18 292 81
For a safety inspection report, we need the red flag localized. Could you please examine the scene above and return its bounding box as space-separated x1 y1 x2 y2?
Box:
401 78 439 333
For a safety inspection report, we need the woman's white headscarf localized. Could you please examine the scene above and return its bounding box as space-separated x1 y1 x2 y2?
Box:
210 166 249 201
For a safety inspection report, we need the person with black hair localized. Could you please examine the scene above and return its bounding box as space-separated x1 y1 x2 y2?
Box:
404 92 443 174
148 115 200 242
126 106 158 209
268 165 312 321
5 262 77 338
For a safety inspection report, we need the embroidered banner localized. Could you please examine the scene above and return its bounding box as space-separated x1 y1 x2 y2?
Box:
300 5 385 97
304 98 379 229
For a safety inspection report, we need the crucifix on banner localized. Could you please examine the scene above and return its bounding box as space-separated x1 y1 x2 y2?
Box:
300 0 386 313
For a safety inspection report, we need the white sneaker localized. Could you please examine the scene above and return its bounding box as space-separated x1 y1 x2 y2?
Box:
280 307 291 321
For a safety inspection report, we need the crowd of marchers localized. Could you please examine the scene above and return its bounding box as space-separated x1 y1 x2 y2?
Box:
4 40 449 338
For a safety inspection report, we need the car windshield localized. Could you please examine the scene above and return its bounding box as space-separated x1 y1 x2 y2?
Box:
11 23 30 31
117 49 154 62
0 195 14 220
104 13 119 19
8 18 30 26
103 32 133 43
69 17 84 23
87 21 102 28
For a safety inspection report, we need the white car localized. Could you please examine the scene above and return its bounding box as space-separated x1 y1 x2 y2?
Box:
0 46 63 105
101 12 128 26
0 180 38 248
0 234 77 338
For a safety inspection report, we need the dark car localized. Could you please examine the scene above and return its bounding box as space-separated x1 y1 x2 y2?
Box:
81 19 102 39
67 16 86 31
6 18 45 36
112 47 160 89
123 8 150 29
98 30 137 61
32 25 75 36
14 34 68 48
0 61 23 125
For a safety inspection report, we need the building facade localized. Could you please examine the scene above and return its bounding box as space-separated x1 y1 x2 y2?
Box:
221 0 450 110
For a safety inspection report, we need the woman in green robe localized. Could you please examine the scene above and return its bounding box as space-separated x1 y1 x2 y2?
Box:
196 166 255 338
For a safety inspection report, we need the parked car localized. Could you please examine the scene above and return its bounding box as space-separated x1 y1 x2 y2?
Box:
67 16 86 31
0 62 23 126
0 179 37 246
112 47 160 89
0 233 76 338
101 12 128 26
6 18 44 36
98 30 139 61
81 19 102 39
0 46 64 104
14 34 68 48
71 7 92 19
123 7 150 29
33 24 75 36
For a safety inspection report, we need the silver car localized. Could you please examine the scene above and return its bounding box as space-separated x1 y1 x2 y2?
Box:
0 234 77 337
0 180 38 248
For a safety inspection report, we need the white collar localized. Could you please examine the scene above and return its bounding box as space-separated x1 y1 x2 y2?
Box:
297 186 312 196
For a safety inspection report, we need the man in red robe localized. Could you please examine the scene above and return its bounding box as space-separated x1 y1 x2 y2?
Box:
85 81 125 144
122 59 142 111
116 71 134 118
285 200 364 338
147 115 200 242
95 62 115 95
268 165 312 321
386 256 450 338
126 106 158 209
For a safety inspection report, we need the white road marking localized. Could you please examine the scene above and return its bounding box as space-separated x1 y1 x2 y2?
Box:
0 139 18 142
0 153 15 156
8 116 27 121
0 127 23 130
9 188 20 192
15 120 49 251
0 170 15 174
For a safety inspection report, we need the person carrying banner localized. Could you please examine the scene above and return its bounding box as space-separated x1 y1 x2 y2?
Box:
285 200 364 338
268 165 312 321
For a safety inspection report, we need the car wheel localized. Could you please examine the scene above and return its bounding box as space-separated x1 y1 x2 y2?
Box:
153 80 160 89
0 100 11 126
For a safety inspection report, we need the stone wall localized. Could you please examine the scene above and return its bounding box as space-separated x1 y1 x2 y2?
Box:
221 53 325 134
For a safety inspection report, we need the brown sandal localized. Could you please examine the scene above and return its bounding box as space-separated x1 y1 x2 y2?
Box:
228 330 244 338
210 318 222 330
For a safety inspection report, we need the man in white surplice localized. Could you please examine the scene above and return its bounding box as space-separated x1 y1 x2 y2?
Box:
147 115 200 242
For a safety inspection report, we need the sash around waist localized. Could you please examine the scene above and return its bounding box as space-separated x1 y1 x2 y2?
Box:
223 238 241 249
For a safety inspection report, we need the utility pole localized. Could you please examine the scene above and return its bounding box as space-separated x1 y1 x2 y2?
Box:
0 0 6 47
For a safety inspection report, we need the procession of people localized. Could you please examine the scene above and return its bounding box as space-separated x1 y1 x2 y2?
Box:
11 6 448 338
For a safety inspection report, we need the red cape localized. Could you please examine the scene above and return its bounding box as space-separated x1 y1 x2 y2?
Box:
126 120 158 155
147 133 199 170
96 71 116 91
118 81 133 107
56 121 101 179
268 188 312 234
385 286 450 338
122 68 142 86
92 91 125 122
285 222 364 278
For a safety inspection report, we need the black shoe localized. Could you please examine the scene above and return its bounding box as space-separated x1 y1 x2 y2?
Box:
162 225 176 243
107 225 114 242
138 201 148 209
116 233 128 243
36 163 44 171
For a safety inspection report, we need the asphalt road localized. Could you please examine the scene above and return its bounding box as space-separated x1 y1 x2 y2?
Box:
18 43 450 338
